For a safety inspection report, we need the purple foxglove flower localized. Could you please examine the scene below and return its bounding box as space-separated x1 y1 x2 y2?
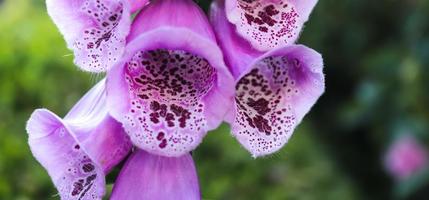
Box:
110 150 200 200
107 0 235 157
384 135 428 180
223 0 318 52
211 1 325 157
26 79 132 199
46 0 148 72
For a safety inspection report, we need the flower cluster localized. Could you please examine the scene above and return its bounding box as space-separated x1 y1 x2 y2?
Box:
26 0 324 199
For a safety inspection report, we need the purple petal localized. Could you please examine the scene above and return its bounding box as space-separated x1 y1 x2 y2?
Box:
63 80 132 172
65 79 132 173
27 109 106 199
26 80 131 199
224 0 318 51
64 79 107 121
110 150 200 200
70 115 132 173
210 1 262 78
231 45 325 157
126 0 215 42
46 0 131 72
107 0 235 157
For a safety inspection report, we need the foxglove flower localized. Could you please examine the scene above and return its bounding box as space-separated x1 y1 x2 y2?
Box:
210 1 325 157
26 79 132 199
46 0 148 72
107 0 235 157
385 135 428 180
110 150 200 200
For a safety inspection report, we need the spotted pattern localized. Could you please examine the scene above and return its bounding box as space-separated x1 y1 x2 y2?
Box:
234 55 302 156
123 49 216 157
233 0 299 51
74 0 126 72
55 128 103 200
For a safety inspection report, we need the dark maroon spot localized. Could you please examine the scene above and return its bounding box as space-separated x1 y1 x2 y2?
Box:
259 26 268 32
94 30 113 48
86 174 97 185
264 5 279 16
159 139 167 148
78 183 93 200
71 179 84 196
247 98 271 115
167 121 175 127
245 13 255 25
159 104 167 117
252 115 272 135
109 14 118 21
82 163 95 173
150 101 160 111
150 113 160 124
87 42 94 49
157 132 165 141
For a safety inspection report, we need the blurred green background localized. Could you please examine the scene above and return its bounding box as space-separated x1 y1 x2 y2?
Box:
1 0 429 199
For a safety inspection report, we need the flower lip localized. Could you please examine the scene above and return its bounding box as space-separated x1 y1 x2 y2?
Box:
26 109 106 200
46 0 132 72
229 44 325 157
224 0 318 51
107 27 235 157
107 0 235 157
109 27 234 122
26 79 132 199
27 108 65 140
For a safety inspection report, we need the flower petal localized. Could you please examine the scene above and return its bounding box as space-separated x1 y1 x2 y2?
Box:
70 115 132 173
126 0 215 42
224 0 318 51
27 109 106 200
26 80 131 199
110 150 200 200
231 45 324 157
64 79 107 122
46 0 131 72
107 0 235 157
210 1 262 78
65 79 132 173
63 80 132 173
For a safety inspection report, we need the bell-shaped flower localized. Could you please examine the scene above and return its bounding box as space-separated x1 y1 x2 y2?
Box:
210 1 325 157
46 0 149 72
223 0 318 52
107 0 235 157
26 79 132 199
110 150 200 200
